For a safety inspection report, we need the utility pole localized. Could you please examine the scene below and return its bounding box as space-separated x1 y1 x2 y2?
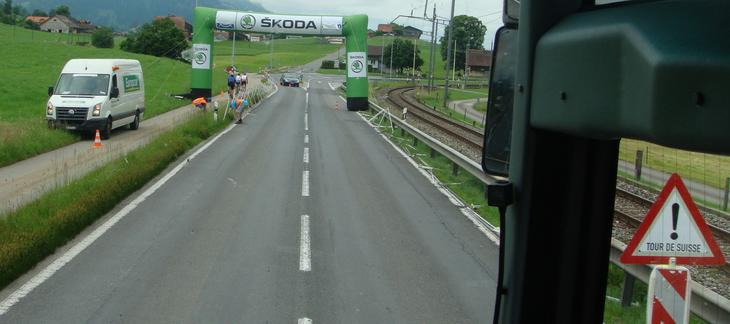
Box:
464 38 470 86
389 35 394 79
443 0 455 108
412 38 417 82
231 30 236 67
381 36 385 73
428 5 437 90
452 39 457 81
269 34 274 69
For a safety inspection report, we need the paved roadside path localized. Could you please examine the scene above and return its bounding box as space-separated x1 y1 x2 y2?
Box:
0 75 268 215
451 98 486 124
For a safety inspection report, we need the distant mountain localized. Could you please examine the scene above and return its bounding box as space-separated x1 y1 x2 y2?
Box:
17 0 267 31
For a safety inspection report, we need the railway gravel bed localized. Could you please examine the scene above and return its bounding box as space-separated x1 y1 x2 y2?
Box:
373 88 482 162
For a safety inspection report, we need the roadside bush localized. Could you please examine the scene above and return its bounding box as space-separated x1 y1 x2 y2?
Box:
320 60 335 69
91 27 114 48
121 19 188 59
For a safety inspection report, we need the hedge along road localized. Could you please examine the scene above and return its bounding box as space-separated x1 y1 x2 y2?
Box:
0 74 267 216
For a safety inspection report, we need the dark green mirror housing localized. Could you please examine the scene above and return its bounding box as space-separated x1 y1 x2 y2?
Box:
483 27 517 176
530 0 730 155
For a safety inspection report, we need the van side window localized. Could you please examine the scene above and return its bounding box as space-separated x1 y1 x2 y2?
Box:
112 75 118 90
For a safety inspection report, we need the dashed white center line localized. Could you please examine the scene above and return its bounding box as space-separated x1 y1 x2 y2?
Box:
304 113 309 131
302 170 310 197
299 215 311 272
304 134 309 144
303 147 309 164
299 317 312 324
305 92 309 111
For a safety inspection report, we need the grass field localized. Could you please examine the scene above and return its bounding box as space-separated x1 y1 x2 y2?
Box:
620 139 730 190
211 37 340 92
0 23 192 167
0 27 340 167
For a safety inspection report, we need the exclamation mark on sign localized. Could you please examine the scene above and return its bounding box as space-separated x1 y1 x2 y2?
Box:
670 203 679 240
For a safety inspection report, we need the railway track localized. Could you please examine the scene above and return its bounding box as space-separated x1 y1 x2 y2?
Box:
385 86 484 150
378 84 730 299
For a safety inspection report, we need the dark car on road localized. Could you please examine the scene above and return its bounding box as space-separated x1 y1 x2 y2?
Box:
279 74 300 87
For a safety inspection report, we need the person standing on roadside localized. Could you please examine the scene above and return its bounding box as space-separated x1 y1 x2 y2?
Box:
227 72 237 99
231 97 244 124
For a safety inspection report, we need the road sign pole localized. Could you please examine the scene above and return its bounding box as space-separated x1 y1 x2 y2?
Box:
722 177 730 210
647 261 690 324
635 150 643 180
620 271 635 307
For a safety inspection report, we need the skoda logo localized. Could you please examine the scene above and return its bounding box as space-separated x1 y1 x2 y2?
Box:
240 15 256 29
68 109 75 115
194 52 207 65
351 60 363 73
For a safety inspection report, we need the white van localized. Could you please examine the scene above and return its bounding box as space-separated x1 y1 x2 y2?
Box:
46 59 145 139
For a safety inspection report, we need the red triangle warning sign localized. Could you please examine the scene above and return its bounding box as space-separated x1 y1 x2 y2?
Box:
621 173 726 265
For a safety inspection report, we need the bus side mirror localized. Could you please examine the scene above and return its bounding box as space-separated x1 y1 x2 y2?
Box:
48 87 54 97
482 26 517 177
110 87 119 98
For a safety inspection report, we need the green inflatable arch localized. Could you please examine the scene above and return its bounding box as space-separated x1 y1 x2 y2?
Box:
190 7 369 111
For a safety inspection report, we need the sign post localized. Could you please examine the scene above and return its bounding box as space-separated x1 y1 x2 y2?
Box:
646 259 691 324
620 173 725 324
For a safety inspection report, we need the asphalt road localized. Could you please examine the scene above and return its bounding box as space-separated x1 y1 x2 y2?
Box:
0 75 498 323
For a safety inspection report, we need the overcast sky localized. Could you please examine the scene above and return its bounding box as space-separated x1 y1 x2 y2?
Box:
253 0 503 49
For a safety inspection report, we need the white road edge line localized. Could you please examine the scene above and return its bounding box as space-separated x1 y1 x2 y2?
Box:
0 122 239 316
356 112 500 245
300 215 311 272
303 147 309 164
266 83 279 99
302 170 310 197
299 317 313 324
304 134 309 144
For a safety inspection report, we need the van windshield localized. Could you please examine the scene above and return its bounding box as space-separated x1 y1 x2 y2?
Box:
55 73 111 96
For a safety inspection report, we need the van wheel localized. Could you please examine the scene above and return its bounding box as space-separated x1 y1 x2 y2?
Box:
101 118 112 140
129 112 140 130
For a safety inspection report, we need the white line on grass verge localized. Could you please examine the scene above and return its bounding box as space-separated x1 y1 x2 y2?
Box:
302 170 310 197
300 215 311 272
0 123 239 316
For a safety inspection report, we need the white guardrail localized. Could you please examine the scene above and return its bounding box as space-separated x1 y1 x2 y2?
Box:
366 99 730 323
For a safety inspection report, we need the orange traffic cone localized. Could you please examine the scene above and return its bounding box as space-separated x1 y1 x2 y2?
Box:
92 129 102 148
